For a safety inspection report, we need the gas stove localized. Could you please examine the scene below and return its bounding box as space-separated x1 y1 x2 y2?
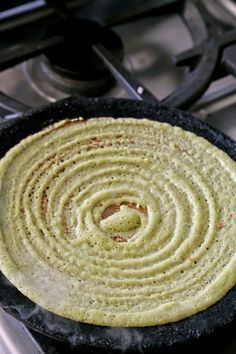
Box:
0 1 236 353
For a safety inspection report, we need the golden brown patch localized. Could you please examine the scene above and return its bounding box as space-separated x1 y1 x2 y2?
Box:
90 137 102 148
41 191 48 215
216 222 224 229
122 202 147 215
101 202 147 220
63 204 75 239
91 137 101 143
63 218 70 237
112 235 128 242
102 205 120 219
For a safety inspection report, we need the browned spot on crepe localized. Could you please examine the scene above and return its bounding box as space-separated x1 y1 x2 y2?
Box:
102 204 120 219
102 202 147 220
63 218 70 237
123 202 147 215
41 191 48 215
63 217 76 239
112 235 128 242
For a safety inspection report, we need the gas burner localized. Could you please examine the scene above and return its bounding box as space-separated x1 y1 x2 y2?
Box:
26 19 124 97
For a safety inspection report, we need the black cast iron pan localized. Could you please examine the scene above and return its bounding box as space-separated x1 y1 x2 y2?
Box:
0 96 235 353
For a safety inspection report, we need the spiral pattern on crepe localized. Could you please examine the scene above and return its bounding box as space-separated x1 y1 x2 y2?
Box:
0 117 235 327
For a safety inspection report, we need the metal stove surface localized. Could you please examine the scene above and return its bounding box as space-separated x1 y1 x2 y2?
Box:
1 7 236 142
0 13 190 105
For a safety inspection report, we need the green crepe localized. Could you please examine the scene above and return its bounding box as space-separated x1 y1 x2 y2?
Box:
0 117 235 327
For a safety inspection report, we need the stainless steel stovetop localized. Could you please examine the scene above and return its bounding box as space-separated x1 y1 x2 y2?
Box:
1 1 236 140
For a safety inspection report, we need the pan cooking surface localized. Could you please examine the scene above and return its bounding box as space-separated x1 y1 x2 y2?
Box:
0 97 235 352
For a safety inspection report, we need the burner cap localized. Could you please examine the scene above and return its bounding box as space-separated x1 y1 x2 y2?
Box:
42 19 124 95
